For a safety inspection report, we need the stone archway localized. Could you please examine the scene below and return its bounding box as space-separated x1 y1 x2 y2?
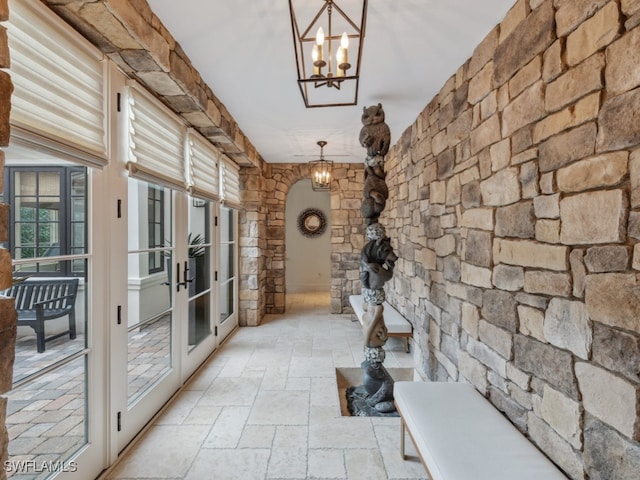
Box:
262 163 364 314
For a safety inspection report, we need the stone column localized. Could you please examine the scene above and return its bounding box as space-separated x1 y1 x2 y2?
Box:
0 299 16 478
0 1 16 477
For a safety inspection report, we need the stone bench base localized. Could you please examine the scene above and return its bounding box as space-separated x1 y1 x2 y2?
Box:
394 381 567 480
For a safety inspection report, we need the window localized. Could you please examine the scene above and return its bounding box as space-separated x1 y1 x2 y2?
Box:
147 185 165 274
3 166 87 277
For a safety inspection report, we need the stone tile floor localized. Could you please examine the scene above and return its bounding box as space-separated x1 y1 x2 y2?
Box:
103 292 428 480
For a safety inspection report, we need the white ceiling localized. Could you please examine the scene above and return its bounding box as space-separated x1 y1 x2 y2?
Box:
146 0 515 164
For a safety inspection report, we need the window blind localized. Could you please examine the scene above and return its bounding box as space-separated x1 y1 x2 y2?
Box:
124 82 186 191
186 129 220 202
7 0 107 167
219 156 242 209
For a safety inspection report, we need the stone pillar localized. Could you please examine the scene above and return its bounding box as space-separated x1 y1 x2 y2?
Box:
0 299 16 478
239 166 267 326
0 1 14 477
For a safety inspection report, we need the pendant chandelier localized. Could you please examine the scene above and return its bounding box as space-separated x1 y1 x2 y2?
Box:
309 141 334 191
288 0 368 108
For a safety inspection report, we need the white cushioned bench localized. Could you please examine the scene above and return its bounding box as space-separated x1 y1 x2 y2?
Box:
394 381 567 480
349 294 413 352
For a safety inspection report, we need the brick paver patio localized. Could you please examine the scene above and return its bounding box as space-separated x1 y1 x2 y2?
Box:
6 316 171 479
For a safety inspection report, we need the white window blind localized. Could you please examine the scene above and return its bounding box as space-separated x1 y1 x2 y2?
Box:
220 156 242 209
186 129 220 202
6 0 107 167
124 82 187 191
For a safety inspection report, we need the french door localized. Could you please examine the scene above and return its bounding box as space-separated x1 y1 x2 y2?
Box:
2 161 109 480
181 197 218 379
111 184 227 450
109 178 180 449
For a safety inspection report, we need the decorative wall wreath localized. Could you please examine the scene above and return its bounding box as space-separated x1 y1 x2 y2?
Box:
297 208 327 238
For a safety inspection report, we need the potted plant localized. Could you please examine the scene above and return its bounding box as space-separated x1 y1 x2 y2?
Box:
187 233 206 259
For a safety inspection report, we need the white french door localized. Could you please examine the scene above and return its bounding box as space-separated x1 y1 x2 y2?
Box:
217 206 238 342
110 178 182 450
2 163 109 480
111 186 227 449
181 197 217 379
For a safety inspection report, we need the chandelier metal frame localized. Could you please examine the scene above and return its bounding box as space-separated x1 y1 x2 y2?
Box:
288 0 368 108
309 140 334 191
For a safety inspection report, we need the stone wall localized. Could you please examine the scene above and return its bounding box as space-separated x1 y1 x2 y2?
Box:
382 1 640 478
0 0 15 477
238 166 268 326
258 163 364 315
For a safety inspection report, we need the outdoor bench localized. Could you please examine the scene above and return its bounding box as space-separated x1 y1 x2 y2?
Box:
349 294 412 352
2 277 79 353
394 381 567 480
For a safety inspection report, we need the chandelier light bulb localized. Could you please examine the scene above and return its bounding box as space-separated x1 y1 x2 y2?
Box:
341 32 349 49
315 27 325 64
338 32 350 73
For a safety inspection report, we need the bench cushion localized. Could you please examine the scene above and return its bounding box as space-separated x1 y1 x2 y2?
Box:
349 294 412 335
394 381 566 480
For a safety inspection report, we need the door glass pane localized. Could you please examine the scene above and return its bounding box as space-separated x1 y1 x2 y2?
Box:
6 168 87 278
6 356 86 477
220 244 234 280
219 207 236 323
127 178 173 405
187 199 211 349
220 279 234 323
1 164 89 479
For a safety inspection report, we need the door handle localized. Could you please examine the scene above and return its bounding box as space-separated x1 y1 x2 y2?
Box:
183 261 193 285
176 262 187 292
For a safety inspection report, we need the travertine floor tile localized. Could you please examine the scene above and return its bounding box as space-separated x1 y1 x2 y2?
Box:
248 390 309 425
308 448 347 479
106 292 426 480
202 406 250 448
107 425 209 478
183 448 270 480
345 448 388 480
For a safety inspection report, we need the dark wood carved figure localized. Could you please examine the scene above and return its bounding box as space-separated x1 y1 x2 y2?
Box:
359 103 391 158
360 237 397 290
361 156 389 225
347 103 399 417
361 358 395 413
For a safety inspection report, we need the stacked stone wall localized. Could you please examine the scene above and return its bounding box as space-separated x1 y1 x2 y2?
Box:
0 0 15 477
261 163 364 315
382 1 640 478
239 166 268 326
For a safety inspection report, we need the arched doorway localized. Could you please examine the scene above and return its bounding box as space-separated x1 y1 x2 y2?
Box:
285 179 331 293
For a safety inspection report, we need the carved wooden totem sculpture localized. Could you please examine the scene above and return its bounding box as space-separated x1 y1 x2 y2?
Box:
347 104 398 416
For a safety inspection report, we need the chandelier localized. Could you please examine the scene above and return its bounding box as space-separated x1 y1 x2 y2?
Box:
288 0 368 108
309 141 334 191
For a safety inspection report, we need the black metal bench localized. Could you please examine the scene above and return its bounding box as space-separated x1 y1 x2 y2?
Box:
2 278 79 353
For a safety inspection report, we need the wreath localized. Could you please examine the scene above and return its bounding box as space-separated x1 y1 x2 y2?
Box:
297 208 327 238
